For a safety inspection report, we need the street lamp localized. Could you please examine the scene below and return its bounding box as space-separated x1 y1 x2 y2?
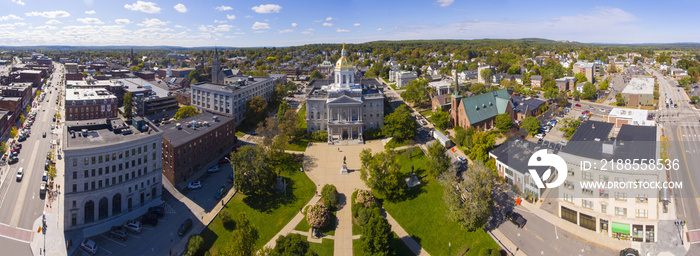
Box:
675 220 686 245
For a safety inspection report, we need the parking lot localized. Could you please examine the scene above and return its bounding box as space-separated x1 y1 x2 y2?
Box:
528 104 609 148
74 162 235 256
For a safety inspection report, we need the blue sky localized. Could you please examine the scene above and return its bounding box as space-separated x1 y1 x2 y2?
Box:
0 0 698 47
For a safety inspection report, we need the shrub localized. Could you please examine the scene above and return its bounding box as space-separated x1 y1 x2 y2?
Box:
311 130 328 141
305 204 330 228
355 189 375 208
185 235 203 256
363 128 383 140
321 184 338 210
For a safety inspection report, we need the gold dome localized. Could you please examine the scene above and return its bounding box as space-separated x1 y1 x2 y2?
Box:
335 43 353 70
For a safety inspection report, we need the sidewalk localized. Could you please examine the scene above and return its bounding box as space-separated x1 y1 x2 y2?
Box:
488 229 527 256
518 199 631 251
262 195 321 250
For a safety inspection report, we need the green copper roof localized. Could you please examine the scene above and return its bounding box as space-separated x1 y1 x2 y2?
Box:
460 88 512 124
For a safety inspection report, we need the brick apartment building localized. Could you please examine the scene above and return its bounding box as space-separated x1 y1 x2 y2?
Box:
160 112 236 186
65 88 118 121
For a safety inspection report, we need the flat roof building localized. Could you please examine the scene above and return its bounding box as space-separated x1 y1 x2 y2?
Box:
621 77 655 106
66 88 119 121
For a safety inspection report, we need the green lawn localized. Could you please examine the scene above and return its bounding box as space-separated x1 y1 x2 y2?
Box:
419 110 434 118
352 219 362 236
388 83 398 90
384 138 414 149
286 138 312 152
380 150 501 255
297 103 307 131
295 216 311 232
199 154 316 255
395 147 428 175
308 237 334 256
353 232 415 256
235 131 245 137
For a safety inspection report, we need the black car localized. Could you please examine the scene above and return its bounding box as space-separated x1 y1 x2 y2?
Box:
178 218 192 236
8 156 18 164
142 213 159 226
227 173 234 184
507 211 527 228
620 248 639 256
148 206 165 218
17 136 26 142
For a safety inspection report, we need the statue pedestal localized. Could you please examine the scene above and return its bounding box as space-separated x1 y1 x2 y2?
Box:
340 162 348 175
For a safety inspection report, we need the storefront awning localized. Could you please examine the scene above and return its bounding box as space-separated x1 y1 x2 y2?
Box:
612 222 630 234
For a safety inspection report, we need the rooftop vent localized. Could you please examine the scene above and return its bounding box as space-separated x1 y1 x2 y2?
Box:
213 116 219 122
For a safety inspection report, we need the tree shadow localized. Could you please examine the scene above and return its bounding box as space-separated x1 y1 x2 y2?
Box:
242 176 298 213
336 193 347 211
483 183 515 232
197 227 219 256
303 154 318 172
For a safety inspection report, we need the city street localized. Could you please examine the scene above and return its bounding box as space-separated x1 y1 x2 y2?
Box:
0 62 62 250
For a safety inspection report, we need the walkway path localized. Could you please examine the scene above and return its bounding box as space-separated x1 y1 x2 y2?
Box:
262 141 428 256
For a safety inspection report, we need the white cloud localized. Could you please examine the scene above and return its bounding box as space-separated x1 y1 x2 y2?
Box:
354 23 361 27
174 4 187 13
198 24 234 32
34 25 57 30
377 28 382 31
215 5 232 11
138 18 167 27
214 20 227 24
85 10 96 15
336 28 349 33
0 14 23 21
25 11 70 18
325 17 334 21
77 17 103 24
322 23 333 27
435 0 454 7
278 29 293 33
301 30 313 35
115 19 131 25
245 15 253 19
251 21 270 30
174 25 184 28
291 23 298 27
124 1 161 14
251 4 282 14
254 30 266 34
226 14 236 20
46 20 61 24
11 0 24 6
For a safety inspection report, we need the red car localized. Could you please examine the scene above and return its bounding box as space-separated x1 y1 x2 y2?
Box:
575 104 581 107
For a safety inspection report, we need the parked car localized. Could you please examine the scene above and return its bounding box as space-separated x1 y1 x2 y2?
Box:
148 206 165 218
507 211 527 228
543 141 550 148
620 248 639 256
188 181 202 190
40 181 47 195
227 173 234 184
42 132 46 138
600 108 606 112
178 218 193 236
142 213 159 226
457 156 467 163
207 165 220 173
16 167 23 181
534 133 544 139
215 186 227 199
13 144 21 150
574 104 581 107
123 220 142 234
80 239 98 255
109 226 127 241
8 156 18 164
17 136 26 142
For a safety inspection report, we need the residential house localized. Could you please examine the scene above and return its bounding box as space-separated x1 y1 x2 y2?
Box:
511 95 546 121
530 75 543 88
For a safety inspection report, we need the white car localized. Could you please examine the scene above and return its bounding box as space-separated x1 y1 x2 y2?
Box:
16 167 23 181
207 165 220 173
188 181 202 190
80 239 98 255
535 133 545 139
123 220 142 233
600 108 606 112
457 156 467 163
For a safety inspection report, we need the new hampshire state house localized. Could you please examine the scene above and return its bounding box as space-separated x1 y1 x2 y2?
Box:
305 44 384 145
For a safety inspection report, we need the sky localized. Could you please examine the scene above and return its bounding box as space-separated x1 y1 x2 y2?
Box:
0 0 699 47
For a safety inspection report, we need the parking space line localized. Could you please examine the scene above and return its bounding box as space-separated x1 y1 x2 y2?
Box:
100 235 127 247
101 247 113 254
142 227 154 231
128 233 141 239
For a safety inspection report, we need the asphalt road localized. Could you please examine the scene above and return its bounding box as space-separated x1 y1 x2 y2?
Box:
0 63 62 230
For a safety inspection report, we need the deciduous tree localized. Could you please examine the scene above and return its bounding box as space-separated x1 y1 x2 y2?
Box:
382 105 416 142
271 234 317 256
245 97 267 126
467 131 495 164
400 78 430 107
426 142 450 178
359 149 405 201
174 106 199 121
582 82 597 99
359 215 393 256
429 110 450 130
521 116 541 136
441 162 494 231
557 91 569 107
123 92 133 118
574 73 587 83
218 213 258 256
229 145 275 195
494 113 513 131
321 184 338 210
480 68 493 84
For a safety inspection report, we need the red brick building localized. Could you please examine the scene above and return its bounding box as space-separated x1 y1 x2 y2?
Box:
450 89 515 131
65 88 118 121
161 112 236 186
